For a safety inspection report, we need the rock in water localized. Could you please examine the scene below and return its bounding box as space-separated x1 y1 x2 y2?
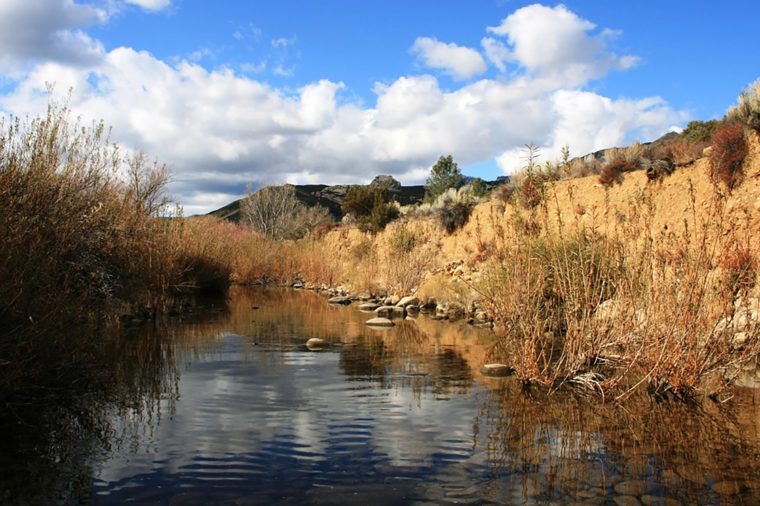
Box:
357 302 380 311
396 296 419 307
328 296 351 305
365 317 395 327
306 338 330 350
480 364 515 377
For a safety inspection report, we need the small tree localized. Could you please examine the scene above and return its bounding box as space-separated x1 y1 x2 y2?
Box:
424 155 464 203
241 184 331 240
342 185 398 233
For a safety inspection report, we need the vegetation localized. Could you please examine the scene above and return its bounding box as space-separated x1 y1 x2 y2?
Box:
240 184 332 240
709 122 747 192
727 78 760 131
342 184 399 233
424 155 464 203
599 159 634 186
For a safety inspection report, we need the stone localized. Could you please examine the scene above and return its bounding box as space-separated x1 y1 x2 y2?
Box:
614 480 648 496
292 281 304 289
474 310 490 323
702 146 713 157
613 496 642 506
305 338 329 350
385 295 400 306
356 292 372 301
446 303 466 321
405 304 420 313
640 495 681 506
375 305 396 317
328 296 352 305
712 480 745 495
396 296 419 307
357 302 380 312
480 363 514 377
366 317 395 327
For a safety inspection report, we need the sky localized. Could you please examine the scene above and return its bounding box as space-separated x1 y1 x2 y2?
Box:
0 1 758 214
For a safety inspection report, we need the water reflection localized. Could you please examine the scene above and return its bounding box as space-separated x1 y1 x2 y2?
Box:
4 286 760 505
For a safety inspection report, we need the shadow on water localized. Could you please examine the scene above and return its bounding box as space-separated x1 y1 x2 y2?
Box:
3 286 760 504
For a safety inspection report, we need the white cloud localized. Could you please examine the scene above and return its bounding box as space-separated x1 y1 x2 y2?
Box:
487 4 639 85
410 37 487 81
0 0 107 71
124 0 172 11
0 3 682 214
481 37 511 73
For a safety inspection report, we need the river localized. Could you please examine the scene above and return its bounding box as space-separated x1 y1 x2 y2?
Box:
3 287 760 505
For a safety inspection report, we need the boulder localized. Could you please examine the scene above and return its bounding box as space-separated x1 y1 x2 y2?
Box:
480 364 514 377
396 296 419 308
374 305 396 317
328 296 352 305
357 302 380 312
366 317 395 327
384 295 400 306
405 304 420 314
306 338 330 350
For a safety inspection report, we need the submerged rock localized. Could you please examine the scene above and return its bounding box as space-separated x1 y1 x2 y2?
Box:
366 317 395 327
328 296 352 305
480 364 514 377
306 338 330 350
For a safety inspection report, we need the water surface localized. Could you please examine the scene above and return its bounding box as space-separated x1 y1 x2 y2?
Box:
6 287 760 505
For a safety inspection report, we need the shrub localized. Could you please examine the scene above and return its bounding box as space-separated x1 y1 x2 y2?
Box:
342 185 399 233
519 174 544 208
726 78 760 131
438 201 473 234
667 138 706 166
709 122 747 191
389 226 417 254
681 119 719 143
468 177 488 197
598 160 633 186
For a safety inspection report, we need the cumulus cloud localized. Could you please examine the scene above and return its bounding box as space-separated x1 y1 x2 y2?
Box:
0 3 683 214
487 4 639 85
0 0 107 71
411 37 487 81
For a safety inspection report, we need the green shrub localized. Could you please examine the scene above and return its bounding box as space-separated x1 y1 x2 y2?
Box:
342 185 398 233
680 119 719 143
468 177 488 197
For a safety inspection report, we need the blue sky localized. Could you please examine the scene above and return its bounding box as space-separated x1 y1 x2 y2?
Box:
0 1 758 213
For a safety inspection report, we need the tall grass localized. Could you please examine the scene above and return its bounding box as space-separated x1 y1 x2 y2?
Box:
479 172 759 399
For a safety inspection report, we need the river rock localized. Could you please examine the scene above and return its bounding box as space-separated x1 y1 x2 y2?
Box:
641 495 681 506
306 338 329 350
480 363 514 377
355 292 372 301
446 303 466 321
328 296 352 305
366 317 395 327
614 480 648 496
375 305 396 317
712 480 746 495
613 496 642 506
405 304 420 314
396 296 419 307
384 295 400 306
357 302 380 312
292 281 304 289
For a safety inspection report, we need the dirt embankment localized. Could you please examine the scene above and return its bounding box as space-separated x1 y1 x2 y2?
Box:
315 130 760 308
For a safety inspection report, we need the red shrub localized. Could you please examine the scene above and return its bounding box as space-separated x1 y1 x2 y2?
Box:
709 123 747 191
598 160 634 186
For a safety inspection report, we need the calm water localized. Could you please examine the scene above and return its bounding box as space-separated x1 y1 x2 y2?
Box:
5 287 760 505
